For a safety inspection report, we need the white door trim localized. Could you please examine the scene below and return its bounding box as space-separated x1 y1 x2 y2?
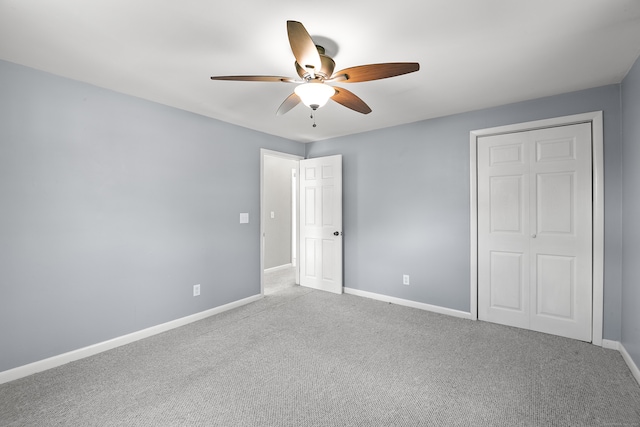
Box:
260 149 304 295
469 111 604 345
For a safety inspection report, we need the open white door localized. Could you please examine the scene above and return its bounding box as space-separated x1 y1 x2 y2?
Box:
299 155 343 294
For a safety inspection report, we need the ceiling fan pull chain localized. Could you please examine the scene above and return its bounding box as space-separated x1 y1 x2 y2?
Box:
310 111 317 128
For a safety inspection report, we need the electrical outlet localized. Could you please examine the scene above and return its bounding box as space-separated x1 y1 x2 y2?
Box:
193 284 201 296
403 275 410 285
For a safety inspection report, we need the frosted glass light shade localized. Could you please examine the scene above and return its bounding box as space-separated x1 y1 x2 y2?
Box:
294 82 335 109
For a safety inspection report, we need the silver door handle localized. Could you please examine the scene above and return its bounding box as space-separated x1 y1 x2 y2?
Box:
531 234 537 238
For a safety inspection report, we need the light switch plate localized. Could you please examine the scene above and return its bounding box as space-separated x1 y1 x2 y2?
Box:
240 213 249 224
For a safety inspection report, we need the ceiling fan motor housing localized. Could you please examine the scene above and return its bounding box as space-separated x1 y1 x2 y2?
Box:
317 54 336 80
296 46 335 81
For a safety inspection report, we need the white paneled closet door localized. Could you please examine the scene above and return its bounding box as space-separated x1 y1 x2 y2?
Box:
478 123 592 341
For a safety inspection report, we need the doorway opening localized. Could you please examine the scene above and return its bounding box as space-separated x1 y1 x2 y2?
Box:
260 149 303 295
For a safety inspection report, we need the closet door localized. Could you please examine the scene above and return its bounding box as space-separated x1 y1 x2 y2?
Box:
478 123 592 341
478 131 531 330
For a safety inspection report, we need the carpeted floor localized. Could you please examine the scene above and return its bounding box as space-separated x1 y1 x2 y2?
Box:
1 286 639 426
263 266 296 295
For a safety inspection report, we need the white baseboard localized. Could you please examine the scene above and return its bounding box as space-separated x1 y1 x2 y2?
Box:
619 342 640 386
0 294 263 385
264 263 293 273
344 287 472 320
600 339 640 386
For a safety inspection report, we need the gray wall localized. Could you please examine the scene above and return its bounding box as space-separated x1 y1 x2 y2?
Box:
2 55 636 374
622 56 640 369
0 60 304 372
306 85 623 340
263 155 296 269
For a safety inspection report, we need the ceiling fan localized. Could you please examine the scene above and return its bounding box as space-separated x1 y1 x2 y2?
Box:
210 21 420 116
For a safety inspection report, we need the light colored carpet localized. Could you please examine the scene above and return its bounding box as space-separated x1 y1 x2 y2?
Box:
1 286 639 426
264 266 296 295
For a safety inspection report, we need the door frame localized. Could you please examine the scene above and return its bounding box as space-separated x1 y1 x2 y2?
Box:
469 111 604 345
260 149 304 295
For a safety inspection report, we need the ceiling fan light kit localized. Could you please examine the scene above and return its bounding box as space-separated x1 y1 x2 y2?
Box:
294 82 336 110
210 20 420 120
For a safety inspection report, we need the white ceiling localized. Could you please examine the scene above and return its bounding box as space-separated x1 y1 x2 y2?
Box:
1 1 640 143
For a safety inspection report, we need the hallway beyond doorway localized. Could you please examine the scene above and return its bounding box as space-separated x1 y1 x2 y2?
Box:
264 266 296 295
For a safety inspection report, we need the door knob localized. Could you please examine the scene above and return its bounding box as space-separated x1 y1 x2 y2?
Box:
532 234 537 238
334 231 341 236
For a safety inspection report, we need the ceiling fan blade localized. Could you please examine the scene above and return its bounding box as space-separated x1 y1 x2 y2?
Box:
331 86 372 114
210 75 297 83
330 63 420 83
287 21 322 74
276 92 301 116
